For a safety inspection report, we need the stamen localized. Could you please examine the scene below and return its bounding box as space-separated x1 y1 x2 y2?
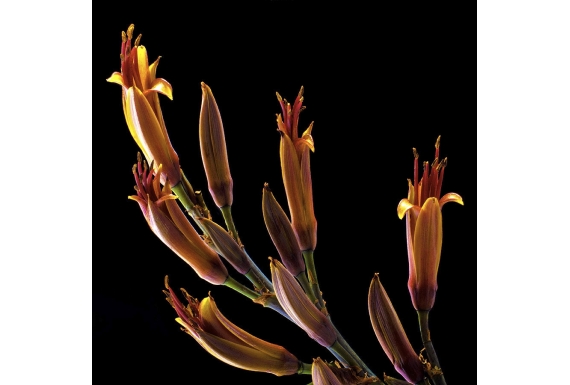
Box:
436 158 447 198
413 148 419 204
435 135 441 160
126 24 135 40
134 34 142 47
421 161 429 205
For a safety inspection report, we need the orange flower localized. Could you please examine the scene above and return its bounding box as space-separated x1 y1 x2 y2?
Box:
276 87 317 251
164 279 300 376
396 137 463 311
128 155 228 285
107 24 180 185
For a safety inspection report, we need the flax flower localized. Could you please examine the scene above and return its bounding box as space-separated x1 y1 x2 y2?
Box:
262 183 305 276
396 136 463 311
311 358 343 385
164 279 300 376
368 274 424 384
128 155 228 285
107 24 180 185
270 258 336 347
199 82 233 208
276 87 317 251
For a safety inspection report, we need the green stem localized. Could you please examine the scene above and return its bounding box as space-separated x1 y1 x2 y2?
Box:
297 361 312 375
296 270 318 305
223 276 259 300
418 311 446 385
302 250 326 311
332 323 377 378
220 205 240 244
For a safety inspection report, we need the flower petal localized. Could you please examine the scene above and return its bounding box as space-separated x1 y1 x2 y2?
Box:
146 78 173 100
397 199 419 220
440 192 464 207
106 72 125 87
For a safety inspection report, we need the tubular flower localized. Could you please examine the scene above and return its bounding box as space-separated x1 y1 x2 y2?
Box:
368 274 424 384
262 183 305 276
199 82 233 208
396 136 464 311
276 87 317 251
164 279 301 376
128 154 228 285
311 358 343 385
270 258 336 347
107 24 181 185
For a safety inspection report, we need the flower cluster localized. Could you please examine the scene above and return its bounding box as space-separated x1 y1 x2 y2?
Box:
108 25 464 385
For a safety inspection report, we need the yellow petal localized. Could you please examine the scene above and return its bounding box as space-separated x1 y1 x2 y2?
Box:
149 56 161 81
135 46 151 90
148 78 173 100
126 86 180 185
106 72 125 87
201 296 298 362
397 199 418 220
440 192 464 207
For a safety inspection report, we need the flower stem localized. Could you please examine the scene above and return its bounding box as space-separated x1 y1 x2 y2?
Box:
331 323 377 378
302 250 326 311
296 270 318 305
297 361 312 375
418 311 447 385
220 205 240 244
223 276 259 300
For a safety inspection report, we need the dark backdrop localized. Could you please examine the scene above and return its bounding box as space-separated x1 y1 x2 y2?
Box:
94 4 474 384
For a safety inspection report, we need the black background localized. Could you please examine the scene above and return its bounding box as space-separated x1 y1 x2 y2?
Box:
94 3 474 384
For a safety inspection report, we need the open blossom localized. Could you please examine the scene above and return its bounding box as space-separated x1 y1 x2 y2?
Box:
396 136 463 311
128 154 228 285
164 278 300 376
276 87 317 251
107 24 180 185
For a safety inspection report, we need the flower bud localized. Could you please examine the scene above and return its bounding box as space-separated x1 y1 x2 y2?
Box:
197 217 251 274
199 82 233 208
262 183 305 276
270 258 336 347
368 274 424 384
311 357 343 385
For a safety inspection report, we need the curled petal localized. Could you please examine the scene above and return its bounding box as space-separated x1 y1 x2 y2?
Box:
143 78 173 100
397 199 419 220
106 72 125 87
440 192 464 207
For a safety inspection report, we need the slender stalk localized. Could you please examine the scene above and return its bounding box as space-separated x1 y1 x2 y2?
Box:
331 323 376 378
220 205 241 244
302 250 326 311
297 362 313 375
296 271 318 305
418 311 447 385
223 276 259 300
